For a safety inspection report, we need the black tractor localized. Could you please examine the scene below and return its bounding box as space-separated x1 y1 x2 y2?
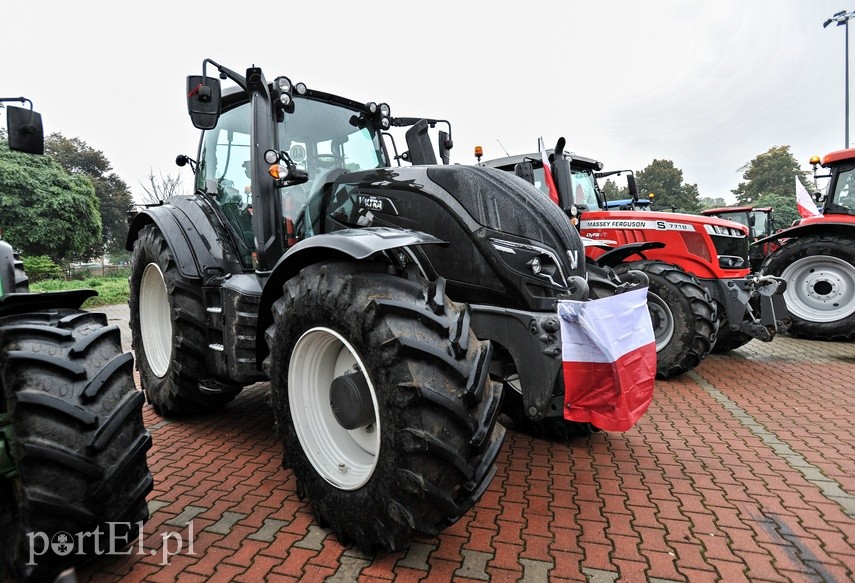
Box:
126 60 648 552
0 98 152 581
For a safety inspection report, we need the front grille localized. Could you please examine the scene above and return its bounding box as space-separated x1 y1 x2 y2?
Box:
711 234 749 268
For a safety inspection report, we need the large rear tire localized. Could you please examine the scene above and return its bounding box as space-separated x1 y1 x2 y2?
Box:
760 235 855 340
265 262 505 552
615 261 717 379
129 224 240 416
0 309 152 581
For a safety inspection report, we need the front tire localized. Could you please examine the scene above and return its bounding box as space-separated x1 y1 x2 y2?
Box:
0 309 152 581
265 262 505 552
760 235 855 340
710 301 752 353
129 224 240 416
615 261 717 379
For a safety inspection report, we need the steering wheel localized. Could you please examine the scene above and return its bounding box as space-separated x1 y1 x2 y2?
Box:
314 154 344 171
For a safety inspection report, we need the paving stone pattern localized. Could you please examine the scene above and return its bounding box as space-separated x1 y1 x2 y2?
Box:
75 306 853 582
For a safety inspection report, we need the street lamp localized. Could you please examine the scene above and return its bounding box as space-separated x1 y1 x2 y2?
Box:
824 10 855 148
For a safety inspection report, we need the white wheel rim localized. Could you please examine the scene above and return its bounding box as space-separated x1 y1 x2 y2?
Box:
140 263 172 377
781 255 855 322
647 292 674 352
288 327 380 490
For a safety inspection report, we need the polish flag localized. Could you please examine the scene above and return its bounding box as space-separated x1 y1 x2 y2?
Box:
539 137 560 205
796 177 821 218
558 286 656 432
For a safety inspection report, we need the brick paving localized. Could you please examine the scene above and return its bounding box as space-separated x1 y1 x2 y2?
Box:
73 305 854 582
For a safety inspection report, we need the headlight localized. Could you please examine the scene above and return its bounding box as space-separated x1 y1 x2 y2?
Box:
704 224 744 237
490 238 567 287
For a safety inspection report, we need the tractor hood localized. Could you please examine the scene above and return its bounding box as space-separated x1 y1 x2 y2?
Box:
299 164 587 311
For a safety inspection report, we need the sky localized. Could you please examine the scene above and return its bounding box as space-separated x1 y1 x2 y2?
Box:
3 1 853 203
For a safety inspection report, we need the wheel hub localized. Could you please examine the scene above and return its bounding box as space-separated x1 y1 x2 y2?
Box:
646 293 674 352
807 276 837 301
330 370 375 430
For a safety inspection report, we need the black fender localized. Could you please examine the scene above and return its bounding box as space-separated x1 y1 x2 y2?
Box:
753 220 855 246
0 290 96 319
256 227 445 362
594 241 666 268
125 196 244 280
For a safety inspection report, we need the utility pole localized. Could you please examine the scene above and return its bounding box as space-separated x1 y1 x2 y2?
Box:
824 10 855 148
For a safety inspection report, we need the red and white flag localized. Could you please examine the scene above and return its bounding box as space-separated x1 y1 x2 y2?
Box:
796 177 821 218
538 137 560 205
558 286 656 432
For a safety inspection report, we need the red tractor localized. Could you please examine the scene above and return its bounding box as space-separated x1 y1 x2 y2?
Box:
482 142 790 375
755 149 855 339
700 206 778 272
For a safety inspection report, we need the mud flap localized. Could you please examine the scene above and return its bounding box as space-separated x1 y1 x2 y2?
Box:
558 287 656 432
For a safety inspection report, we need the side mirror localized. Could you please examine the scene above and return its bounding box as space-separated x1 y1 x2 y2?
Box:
438 130 452 165
7 106 44 154
186 75 221 130
514 161 535 185
404 119 437 165
626 174 639 201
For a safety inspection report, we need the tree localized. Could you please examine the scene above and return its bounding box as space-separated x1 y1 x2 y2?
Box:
732 146 808 206
0 142 102 262
45 134 133 257
600 178 628 200
140 169 184 204
635 159 702 213
698 196 728 210
753 191 799 230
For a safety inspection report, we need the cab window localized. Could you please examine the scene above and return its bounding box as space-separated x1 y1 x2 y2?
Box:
833 166 855 212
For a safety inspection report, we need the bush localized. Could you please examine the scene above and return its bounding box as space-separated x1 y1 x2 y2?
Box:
22 255 62 282
31 270 130 308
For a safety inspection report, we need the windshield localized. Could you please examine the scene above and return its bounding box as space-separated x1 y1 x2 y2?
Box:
525 165 600 207
751 210 769 238
831 164 855 213
197 94 387 264
715 211 750 229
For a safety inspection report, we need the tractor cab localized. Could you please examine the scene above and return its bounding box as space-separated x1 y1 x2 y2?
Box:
812 149 855 218
192 80 391 267
478 149 645 214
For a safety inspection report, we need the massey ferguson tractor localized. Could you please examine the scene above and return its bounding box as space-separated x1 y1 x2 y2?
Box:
0 98 152 581
125 60 653 552
755 149 855 339
482 143 790 374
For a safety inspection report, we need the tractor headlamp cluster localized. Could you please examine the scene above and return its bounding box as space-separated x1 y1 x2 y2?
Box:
490 238 567 288
272 76 306 114
718 256 746 269
704 224 744 237
365 101 391 130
